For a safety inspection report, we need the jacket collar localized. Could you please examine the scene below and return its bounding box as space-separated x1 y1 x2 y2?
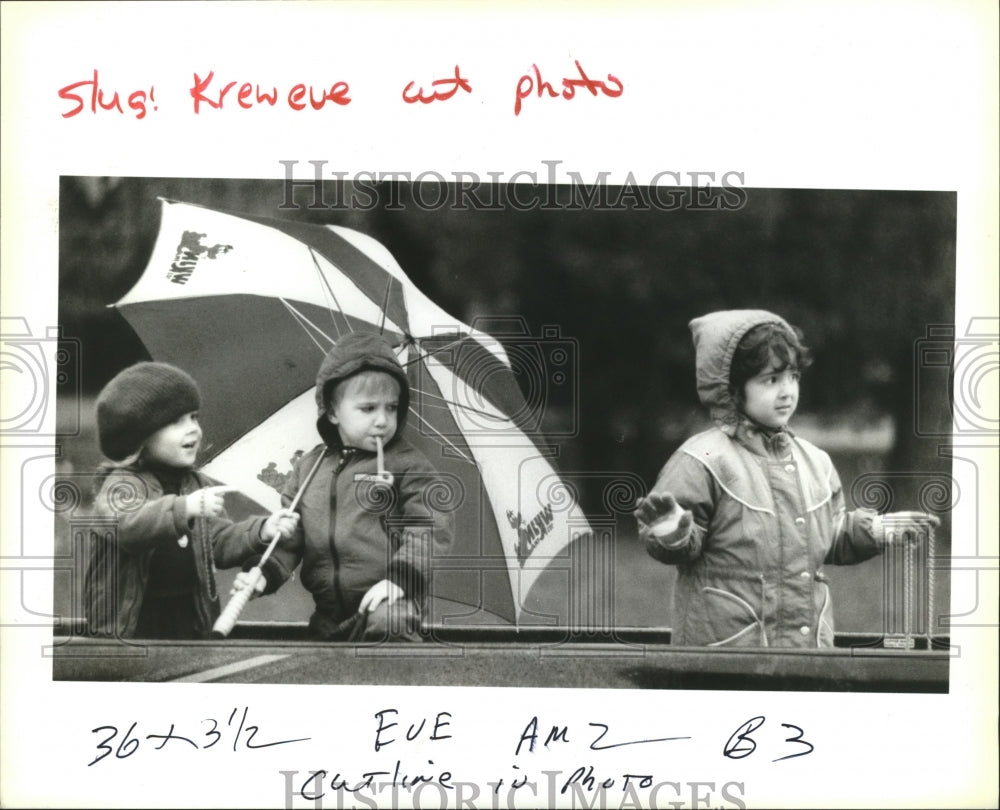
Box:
728 415 794 459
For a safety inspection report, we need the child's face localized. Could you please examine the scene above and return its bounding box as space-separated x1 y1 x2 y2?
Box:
144 411 202 468
741 361 800 430
327 372 400 451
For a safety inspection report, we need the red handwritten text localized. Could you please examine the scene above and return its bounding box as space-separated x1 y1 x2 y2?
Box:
190 71 351 113
514 60 623 116
402 65 473 104
58 70 155 119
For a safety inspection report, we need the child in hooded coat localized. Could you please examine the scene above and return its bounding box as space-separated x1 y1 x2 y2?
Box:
634 310 940 648
232 331 454 641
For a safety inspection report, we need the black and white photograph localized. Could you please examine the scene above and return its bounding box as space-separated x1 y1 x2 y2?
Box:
1 3 997 809
49 177 956 695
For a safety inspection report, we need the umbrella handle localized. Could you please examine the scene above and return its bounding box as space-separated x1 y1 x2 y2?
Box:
212 450 328 639
286 448 328 513
212 566 261 637
256 448 328 568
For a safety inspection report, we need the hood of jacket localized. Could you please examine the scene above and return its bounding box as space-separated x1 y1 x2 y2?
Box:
689 309 795 432
314 331 410 448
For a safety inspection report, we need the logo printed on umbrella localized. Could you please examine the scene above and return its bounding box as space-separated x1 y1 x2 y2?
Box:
257 450 305 494
166 230 233 284
507 504 554 564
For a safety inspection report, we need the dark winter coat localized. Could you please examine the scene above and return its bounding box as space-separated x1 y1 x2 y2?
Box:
85 465 269 638
262 332 454 625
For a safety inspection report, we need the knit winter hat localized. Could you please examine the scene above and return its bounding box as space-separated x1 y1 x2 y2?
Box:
96 362 201 461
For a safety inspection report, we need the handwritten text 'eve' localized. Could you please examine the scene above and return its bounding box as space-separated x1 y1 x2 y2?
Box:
57 62 622 120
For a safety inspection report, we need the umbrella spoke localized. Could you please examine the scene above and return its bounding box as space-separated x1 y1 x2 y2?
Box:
393 342 411 363
279 298 337 354
309 247 353 338
407 408 475 465
377 277 396 336
400 335 470 368
410 386 509 423
408 340 528 427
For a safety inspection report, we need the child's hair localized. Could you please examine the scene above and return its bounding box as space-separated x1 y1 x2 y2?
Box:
325 369 402 412
729 321 813 401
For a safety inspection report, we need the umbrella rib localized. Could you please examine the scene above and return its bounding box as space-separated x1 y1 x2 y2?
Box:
406 340 513 422
400 335 470 368
377 278 393 335
410 386 509 423
309 247 352 337
280 298 336 353
407 410 475 465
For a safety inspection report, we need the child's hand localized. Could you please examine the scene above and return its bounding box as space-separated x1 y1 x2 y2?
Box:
634 492 693 547
230 569 267 599
262 508 300 542
880 511 941 546
185 485 236 520
358 579 404 614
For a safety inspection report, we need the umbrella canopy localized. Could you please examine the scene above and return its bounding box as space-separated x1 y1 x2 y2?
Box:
112 199 592 626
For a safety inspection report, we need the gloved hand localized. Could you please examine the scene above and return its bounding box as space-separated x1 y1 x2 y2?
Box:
876 511 941 546
185 485 236 520
261 507 300 542
230 569 267 600
359 579 405 614
634 492 693 548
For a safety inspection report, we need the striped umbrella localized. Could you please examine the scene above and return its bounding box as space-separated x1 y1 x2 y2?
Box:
112 198 592 626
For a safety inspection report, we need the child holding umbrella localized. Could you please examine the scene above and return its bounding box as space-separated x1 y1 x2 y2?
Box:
229 331 454 642
634 310 940 648
85 361 297 639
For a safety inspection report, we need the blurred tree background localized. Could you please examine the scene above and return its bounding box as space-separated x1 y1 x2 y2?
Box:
58 177 955 490
56 177 955 629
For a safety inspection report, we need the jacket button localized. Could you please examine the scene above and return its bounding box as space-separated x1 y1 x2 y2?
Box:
801 570 811 580
795 517 805 525
785 464 796 473
799 625 810 636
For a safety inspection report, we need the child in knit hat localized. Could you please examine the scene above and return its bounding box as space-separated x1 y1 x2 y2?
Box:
84 361 297 639
634 310 940 648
